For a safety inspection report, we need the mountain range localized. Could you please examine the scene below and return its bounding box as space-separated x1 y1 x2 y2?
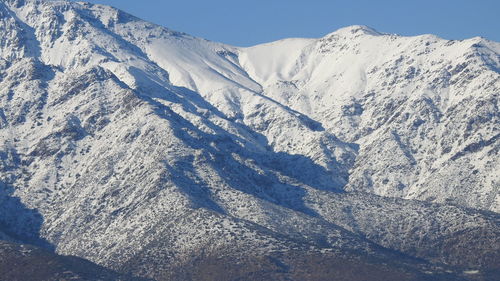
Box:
0 0 499 280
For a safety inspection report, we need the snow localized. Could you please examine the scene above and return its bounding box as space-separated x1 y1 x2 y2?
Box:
238 38 315 84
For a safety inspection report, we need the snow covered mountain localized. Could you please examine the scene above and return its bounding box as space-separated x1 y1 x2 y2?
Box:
238 27 500 211
0 0 499 280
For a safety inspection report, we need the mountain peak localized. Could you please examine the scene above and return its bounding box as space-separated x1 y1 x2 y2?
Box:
327 25 382 38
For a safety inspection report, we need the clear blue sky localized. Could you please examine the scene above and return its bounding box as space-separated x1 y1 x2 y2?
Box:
83 0 499 46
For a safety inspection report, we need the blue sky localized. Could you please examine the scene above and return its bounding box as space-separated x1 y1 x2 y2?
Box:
83 0 499 46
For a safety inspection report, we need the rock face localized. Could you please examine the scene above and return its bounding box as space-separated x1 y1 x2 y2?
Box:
0 0 499 280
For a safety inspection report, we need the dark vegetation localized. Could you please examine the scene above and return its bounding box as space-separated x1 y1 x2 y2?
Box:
0 240 149 281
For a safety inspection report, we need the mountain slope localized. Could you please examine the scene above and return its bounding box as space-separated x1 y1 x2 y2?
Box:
0 240 149 281
0 0 499 280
